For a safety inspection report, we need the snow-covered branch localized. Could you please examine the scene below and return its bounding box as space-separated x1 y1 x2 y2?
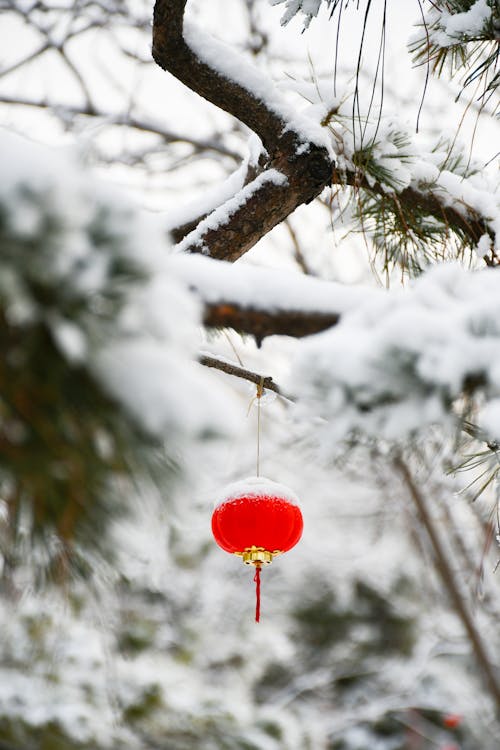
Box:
291 263 500 445
152 0 333 261
171 254 372 340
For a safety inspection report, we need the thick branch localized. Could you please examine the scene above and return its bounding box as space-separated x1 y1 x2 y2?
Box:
170 254 364 340
152 0 287 154
203 302 340 343
152 0 333 261
178 156 331 260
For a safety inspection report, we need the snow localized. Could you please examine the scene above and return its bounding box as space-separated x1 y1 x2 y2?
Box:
291 263 500 443
476 233 493 259
478 398 500 443
96 339 235 438
270 0 322 27
164 160 249 234
214 475 301 507
431 0 492 47
0 130 239 442
183 21 334 155
50 317 88 362
436 169 499 243
170 253 379 314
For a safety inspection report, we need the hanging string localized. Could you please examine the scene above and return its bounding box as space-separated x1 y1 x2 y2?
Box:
256 376 264 478
253 565 261 623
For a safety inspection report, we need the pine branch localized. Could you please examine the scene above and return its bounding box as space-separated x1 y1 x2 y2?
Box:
152 0 333 262
340 168 497 265
152 0 290 154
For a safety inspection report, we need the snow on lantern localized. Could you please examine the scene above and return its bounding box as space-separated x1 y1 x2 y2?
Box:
211 476 303 622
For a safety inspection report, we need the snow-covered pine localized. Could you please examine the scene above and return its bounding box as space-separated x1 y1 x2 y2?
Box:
291 262 500 444
410 0 500 101
0 131 235 567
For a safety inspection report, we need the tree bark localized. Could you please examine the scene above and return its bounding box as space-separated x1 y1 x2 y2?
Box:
203 301 340 343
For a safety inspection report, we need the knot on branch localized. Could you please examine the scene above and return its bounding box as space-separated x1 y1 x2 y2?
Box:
307 149 334 186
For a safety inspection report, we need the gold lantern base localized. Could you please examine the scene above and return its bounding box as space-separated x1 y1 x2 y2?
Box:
234 546 282 566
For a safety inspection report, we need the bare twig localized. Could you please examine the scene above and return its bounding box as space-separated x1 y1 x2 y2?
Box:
284 218 317 276
394 455 500 715
198 354 282 395
0 96 240 161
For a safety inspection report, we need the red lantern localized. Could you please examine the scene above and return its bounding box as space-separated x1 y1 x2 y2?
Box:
211 476 303 622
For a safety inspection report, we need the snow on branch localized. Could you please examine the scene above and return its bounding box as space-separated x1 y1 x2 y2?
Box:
170 254 374 341
410 0 500 100
270 0 323 28
152 0 334 262
303 86 499 266
152 0 330 154
291 263 500 446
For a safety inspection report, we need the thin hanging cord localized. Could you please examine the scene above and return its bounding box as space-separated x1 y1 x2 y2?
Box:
256 377 264 478
256 393 261 477
253 565 261 623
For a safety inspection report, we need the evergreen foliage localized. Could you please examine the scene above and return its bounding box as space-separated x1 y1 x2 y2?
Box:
0 134 222 578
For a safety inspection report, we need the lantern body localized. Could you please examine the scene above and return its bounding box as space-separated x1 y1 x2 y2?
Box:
211 477 303 562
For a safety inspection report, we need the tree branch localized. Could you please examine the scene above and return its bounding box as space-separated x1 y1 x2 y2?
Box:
176 160 331 261
152 0 289 154
340 167 496 260
394 455 500 715
152 0 333 261
0 95 240 161
203 302 340 343
198 354 282 394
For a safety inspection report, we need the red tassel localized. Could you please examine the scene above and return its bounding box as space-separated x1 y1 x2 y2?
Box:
253 565 261 623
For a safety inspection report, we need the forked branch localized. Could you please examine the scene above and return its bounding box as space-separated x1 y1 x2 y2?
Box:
152 0 333 261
